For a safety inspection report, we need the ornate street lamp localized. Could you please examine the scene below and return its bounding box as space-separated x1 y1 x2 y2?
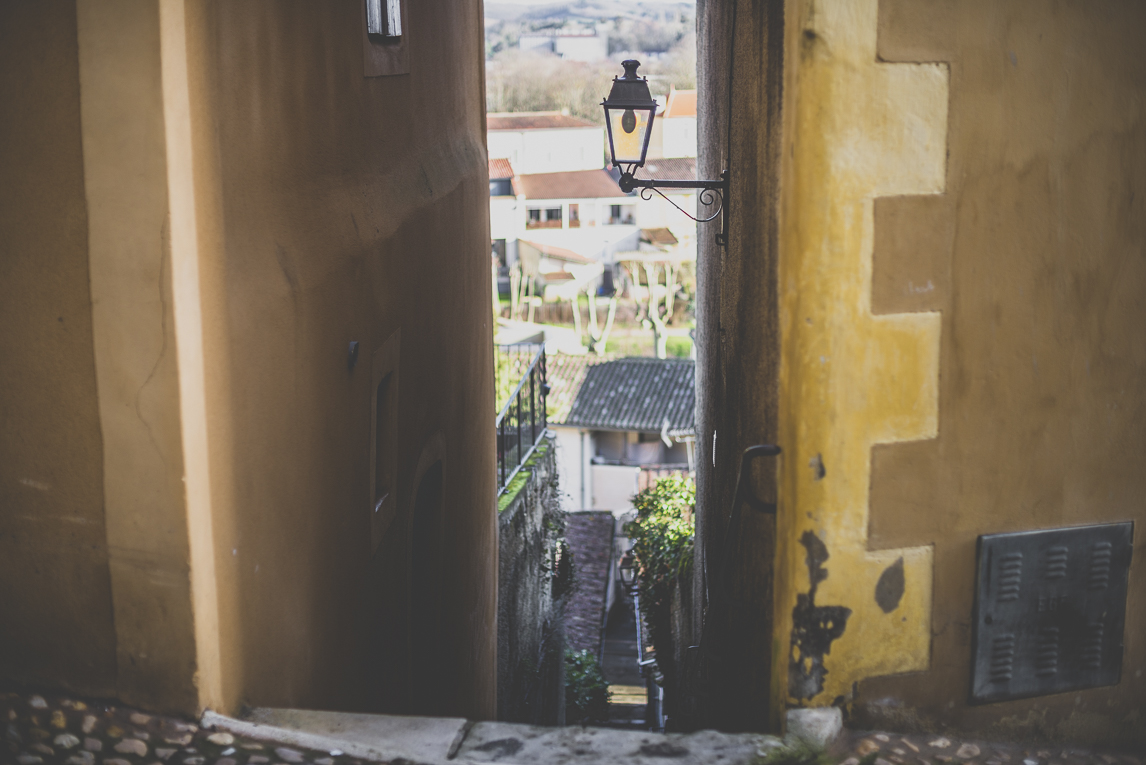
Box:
619 550 637 589
602 60 729 246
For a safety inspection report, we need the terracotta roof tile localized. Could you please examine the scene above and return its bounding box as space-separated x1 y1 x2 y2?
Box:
488 158 515 179
664 88 697 118
520 240 595 264
641 227 679 246
519 169 627 200
606 158 698 195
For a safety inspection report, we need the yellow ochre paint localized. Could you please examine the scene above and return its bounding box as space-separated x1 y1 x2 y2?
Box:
774 0 947 720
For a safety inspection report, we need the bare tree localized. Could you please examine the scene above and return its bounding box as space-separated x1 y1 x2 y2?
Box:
627 259 681 359
571 288 617 356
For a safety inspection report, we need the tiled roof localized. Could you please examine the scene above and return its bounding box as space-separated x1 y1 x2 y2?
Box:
488 111 598 131
488 158 515 180
606 158 697 195
634 157 697 181
520 240 595 264
641 227 679 247
546 353 615 424
664 88 697 118
564 512 615 651
519 169 627 201
566 357 695 435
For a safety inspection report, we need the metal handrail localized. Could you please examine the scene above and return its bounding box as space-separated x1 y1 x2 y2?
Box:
496 345 548 495
631 586 657 668
495 345 544 424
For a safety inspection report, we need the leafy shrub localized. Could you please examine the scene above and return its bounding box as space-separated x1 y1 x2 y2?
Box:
564 649 610 724
624 474 695 619
623 474 695 702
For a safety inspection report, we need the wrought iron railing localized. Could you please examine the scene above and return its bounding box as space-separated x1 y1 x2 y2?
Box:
495 344 548 495
495 342 542 413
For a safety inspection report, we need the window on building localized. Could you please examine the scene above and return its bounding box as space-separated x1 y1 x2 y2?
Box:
608 205 635 226
491 239 507 267
568 204 580 228
489 178 513 197
526 207 563 230
365 0 401 36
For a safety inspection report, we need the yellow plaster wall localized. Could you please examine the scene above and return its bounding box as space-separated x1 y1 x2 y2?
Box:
774 0 947 715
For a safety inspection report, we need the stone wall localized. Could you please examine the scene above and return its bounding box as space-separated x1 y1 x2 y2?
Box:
497 438 569 725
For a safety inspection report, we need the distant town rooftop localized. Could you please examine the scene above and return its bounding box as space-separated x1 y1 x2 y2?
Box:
664 88 697 119
607 157 697 195
488 158 515 180
487 111 599 131
518 169 627 200
565 356 695 436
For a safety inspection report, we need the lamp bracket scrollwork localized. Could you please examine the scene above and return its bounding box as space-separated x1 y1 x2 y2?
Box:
617 165 730 247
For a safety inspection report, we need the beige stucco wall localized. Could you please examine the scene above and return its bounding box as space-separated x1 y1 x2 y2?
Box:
2 0 495 719
858 0 1146 745
0 1 118 698
182 0 497 718
697 0 1146 744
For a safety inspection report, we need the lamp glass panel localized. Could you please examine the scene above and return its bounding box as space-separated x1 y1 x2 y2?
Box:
608 107 652 165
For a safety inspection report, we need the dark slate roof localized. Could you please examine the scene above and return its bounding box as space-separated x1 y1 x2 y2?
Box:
566 357 695 436
546 353 615 424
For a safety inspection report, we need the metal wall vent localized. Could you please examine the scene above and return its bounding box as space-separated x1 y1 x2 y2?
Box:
971 522 1132 704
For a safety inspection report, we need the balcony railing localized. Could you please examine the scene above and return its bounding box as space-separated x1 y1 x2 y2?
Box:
496 344 549 495
637 464 690 492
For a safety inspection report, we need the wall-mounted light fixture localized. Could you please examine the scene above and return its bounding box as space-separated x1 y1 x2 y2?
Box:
603 60 729 246
619 550 637 589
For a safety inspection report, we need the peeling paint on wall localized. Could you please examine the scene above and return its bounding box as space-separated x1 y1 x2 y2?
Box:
789 531 852 701
874 557 905 614
774 0 944 714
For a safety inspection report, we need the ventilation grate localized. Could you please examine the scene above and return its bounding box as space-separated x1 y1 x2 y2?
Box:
971 522 1132 704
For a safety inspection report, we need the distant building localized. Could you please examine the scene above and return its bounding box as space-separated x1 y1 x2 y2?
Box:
660 87 697 159
517 32 608 62
549 357 695 512
489 158 524 276
517 168 639 262
487 112 605 175
611 157 699 234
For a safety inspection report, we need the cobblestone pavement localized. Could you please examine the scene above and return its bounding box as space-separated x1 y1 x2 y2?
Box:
2 691 364 765
4 688 1143 765
835 729 1142 765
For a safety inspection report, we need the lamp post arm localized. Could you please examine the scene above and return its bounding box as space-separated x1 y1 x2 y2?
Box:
617 169 730 246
